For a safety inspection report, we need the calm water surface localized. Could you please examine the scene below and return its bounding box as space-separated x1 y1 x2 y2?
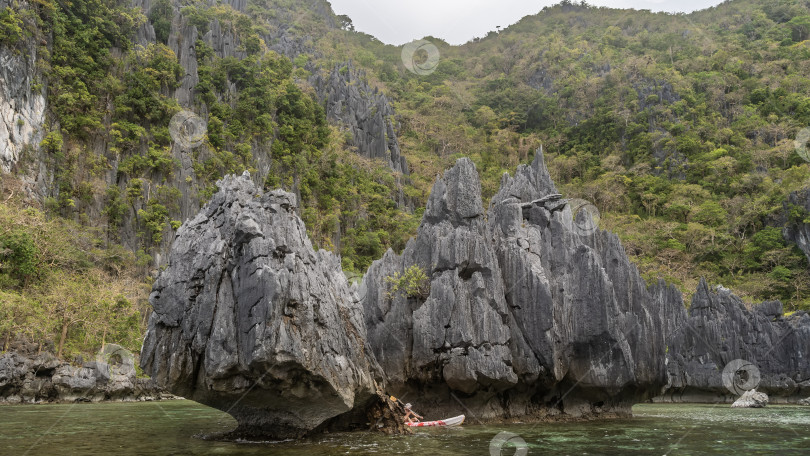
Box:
0 400 808 455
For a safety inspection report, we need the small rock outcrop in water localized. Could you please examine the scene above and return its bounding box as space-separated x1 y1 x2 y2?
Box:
360 154 684 420
140 173 393 439
799 397 810 406
663 281 810 402
731 390 769 408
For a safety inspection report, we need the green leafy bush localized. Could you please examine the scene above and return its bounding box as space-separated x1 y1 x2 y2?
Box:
138 200 169 245
386 265 430 301
0 8 25 47
148 0 172 43
0 231 39 287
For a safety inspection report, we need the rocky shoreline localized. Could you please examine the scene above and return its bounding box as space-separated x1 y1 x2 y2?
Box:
140 150 810 439
652 390 808 405
0 344 174 404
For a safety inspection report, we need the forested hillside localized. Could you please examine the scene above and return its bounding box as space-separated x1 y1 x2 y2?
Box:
336 0 810 306
1 0 810 360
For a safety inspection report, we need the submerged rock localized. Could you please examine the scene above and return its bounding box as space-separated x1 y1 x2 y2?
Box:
140 172 389 439
731 390 768 408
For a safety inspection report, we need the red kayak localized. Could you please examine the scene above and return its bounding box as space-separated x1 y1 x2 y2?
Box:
406 415 465 427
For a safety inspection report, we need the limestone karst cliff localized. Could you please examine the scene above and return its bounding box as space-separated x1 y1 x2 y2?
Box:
0 0 45 174
139 173 392 438
142 151 810 439
141 151 810 441
312 61 408 176
1 0 409 269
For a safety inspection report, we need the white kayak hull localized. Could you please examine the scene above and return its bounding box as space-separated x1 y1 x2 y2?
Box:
406 415 465 427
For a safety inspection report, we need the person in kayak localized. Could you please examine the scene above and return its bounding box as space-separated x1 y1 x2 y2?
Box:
403 403 423 424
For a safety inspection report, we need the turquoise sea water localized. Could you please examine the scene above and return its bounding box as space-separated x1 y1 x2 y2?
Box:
0 400 807 455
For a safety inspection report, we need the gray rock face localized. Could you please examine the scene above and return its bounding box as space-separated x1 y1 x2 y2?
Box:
0 4 46 173
731 389 768 408
235 1 407 175
158 1 407 176
169 16 199 108
663 280 810 402
361 158 517 405
313 62 408 175
140 172 384 439
0 347 167 403
799 397 810 406
145 152 689 437
360 151 683 420
783 188 810 263
203 19 247 61
131 0 156 46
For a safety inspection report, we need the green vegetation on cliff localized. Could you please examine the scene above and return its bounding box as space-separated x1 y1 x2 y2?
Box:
0 201 146 358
